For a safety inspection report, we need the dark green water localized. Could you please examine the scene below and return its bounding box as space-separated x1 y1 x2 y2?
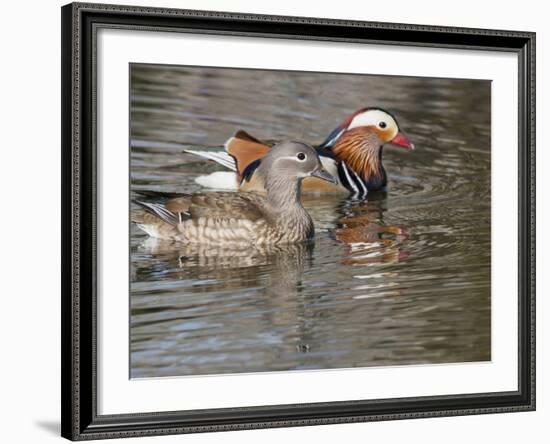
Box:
130 64 491 378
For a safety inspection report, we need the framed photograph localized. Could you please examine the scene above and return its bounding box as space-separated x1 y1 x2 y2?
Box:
61 2 535 440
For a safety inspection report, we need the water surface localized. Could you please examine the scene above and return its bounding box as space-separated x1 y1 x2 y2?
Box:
130 64 491 378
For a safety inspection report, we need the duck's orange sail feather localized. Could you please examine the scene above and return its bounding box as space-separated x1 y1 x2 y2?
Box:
225 130 271 179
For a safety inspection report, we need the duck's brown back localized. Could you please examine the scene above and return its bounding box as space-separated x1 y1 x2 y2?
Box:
133 191 313 245
167 192 266 221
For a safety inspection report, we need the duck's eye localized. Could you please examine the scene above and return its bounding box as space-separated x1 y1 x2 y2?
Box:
296 152 306 161
379 121 387 129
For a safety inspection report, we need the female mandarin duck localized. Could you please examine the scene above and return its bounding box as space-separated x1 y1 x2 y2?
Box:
186 108 414 197
132 142 336 245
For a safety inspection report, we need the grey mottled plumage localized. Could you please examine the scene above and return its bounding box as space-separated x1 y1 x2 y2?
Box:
132 142 336 245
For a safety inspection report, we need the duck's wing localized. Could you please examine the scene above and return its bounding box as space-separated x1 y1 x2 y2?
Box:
183 149 237 171
159 192 265 223
135 192 266 226
182 134 255 173
183 131 273 190
133 200 182 226
132 199 184 240
183 130 273 175
133 190 188 200
185 192 266 221
225 130 273 179
239 158 266 192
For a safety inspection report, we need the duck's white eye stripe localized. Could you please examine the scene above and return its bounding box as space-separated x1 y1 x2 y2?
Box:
348 109 395 130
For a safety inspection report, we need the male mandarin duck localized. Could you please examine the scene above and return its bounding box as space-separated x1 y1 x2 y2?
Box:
186 108 414 197
132 142 337 245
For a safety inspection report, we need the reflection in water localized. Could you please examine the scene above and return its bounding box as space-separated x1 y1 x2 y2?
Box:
334 198 410 266
130 65 491 378
138 238 312 285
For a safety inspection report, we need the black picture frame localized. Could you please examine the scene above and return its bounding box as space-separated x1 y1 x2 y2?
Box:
61 2 536 440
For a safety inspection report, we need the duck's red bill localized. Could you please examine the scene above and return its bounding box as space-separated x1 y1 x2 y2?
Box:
391 132 415 150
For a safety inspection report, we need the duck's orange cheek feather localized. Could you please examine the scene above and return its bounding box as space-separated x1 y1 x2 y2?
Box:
374 127 397 143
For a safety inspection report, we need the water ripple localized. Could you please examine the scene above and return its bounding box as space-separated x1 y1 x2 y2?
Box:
129 65 491 378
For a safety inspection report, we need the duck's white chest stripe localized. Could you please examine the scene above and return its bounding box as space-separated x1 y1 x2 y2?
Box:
337 161 367 197
351 168 368 196
339 161 358 194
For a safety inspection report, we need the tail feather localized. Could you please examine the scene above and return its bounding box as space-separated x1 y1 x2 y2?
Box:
133 200 180 227
183 149 237 171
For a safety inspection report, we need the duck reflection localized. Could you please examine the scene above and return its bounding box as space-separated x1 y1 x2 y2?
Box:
134 236 313 292
334 197 409 266
133 237 324 359
301 192 409 266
